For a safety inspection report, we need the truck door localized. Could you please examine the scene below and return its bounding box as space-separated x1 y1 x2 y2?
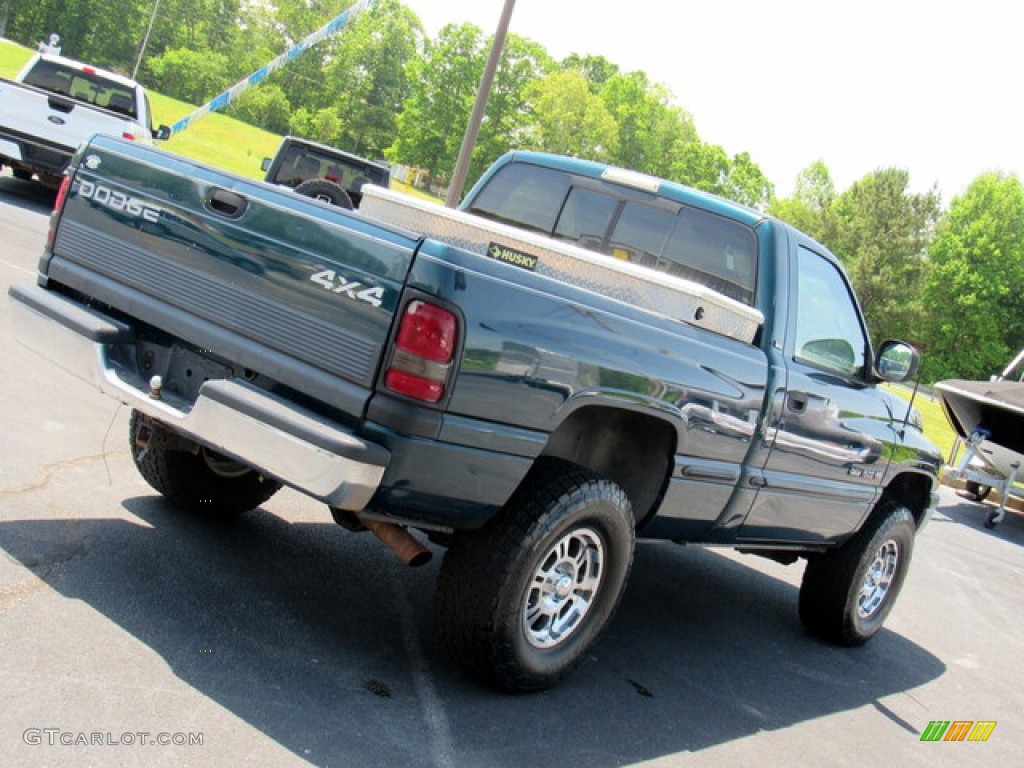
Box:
739 242 898 545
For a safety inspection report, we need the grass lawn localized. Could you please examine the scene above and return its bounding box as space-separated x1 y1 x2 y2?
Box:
0 38 32 75
884 384 956 462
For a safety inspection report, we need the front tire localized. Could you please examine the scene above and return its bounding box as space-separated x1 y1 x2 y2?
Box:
799 502 916 645
130 411 281 518
435 461 635 692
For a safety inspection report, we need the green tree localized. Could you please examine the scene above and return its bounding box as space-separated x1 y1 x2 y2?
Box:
5 0 149 72
147 47 230 103
665 141 770 208
830 169 940 345
561 53 619 93
522 70 618 161
387 22 487 178
319 0 423 158
289 106 344 145
670 140 729 192
920 173 1024 380
229 83 292 134
770 160 838 241
721 151 774 209
469 34 553 180
268 1 356 117
599 71 697 178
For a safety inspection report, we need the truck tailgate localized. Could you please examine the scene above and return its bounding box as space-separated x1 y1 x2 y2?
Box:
0 80 134 153
46 136 418 415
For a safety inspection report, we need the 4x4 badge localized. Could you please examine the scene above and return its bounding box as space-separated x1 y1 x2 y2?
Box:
309 269 385 308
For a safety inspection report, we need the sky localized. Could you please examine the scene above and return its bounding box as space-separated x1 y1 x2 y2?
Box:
403 0 1021 204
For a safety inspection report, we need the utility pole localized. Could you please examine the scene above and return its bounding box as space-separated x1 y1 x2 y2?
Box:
444 0 516 208
133 0 162 80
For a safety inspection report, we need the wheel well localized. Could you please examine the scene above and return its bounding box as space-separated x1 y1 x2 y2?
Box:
879 471 935 527
538 406 675 525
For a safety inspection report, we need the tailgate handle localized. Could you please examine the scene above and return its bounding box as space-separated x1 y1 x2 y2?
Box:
48 94 74 113
205 188 247 219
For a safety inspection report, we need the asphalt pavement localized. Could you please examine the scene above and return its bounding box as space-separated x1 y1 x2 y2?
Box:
1 169 1021 767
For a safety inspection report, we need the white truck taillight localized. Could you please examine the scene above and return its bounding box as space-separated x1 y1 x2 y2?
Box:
122 123 144 141
385 300 458 403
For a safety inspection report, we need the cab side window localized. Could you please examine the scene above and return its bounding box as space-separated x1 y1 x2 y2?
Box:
794 246 867 377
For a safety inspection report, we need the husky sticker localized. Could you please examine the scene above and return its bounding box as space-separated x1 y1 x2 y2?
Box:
487 242 538 271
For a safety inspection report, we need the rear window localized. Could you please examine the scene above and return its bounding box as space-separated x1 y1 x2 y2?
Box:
23 59 137 119
467 163 570 234
467 161 758 305
271 145 389 190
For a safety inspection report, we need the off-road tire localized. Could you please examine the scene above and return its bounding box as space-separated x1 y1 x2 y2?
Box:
436 460 635 692
130 410 281 518
799 501 915 645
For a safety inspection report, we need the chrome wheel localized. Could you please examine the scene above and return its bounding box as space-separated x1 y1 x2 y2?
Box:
857 538 899 618
523 527 605 649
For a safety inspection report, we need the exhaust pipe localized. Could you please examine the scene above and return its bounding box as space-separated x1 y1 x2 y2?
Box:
358 515 432 567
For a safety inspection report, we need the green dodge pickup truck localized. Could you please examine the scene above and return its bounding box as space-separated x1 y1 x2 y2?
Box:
9 138 941 691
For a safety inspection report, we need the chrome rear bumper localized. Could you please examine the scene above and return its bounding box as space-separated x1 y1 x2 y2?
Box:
9 282 389 510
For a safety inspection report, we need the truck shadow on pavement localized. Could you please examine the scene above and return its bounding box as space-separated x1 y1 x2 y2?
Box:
929 492 1024 546
0 174 57 215
0 495 946 767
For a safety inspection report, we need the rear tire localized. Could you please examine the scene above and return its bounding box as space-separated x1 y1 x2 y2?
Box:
799 502 916 645
130 410 281 518
436 461 635 692
12 168 32 181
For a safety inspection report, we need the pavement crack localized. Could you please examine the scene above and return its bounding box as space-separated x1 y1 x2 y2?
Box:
0 450 129 501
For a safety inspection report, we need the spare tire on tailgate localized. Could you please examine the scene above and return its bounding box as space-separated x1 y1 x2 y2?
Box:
294 179 354 209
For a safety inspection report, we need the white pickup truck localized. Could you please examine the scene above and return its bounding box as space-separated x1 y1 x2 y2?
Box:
0 52 169 186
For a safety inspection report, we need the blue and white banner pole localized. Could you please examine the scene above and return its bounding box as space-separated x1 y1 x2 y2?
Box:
169 0 376 135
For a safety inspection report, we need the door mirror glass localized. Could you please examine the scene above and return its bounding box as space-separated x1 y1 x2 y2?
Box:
876 340 919 382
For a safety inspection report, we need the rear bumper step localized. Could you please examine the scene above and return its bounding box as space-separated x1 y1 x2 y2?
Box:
8 282 389 510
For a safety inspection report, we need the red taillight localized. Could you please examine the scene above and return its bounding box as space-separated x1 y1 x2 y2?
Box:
384 369 445 403
82 67 97 74
395 301 457 362
46 174 72 247
122 132 137 141
385 300 458 403
53 174 71 212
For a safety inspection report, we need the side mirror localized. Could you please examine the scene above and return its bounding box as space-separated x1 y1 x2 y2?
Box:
153 125 171 141
261 157 272 173
875 340 920 382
